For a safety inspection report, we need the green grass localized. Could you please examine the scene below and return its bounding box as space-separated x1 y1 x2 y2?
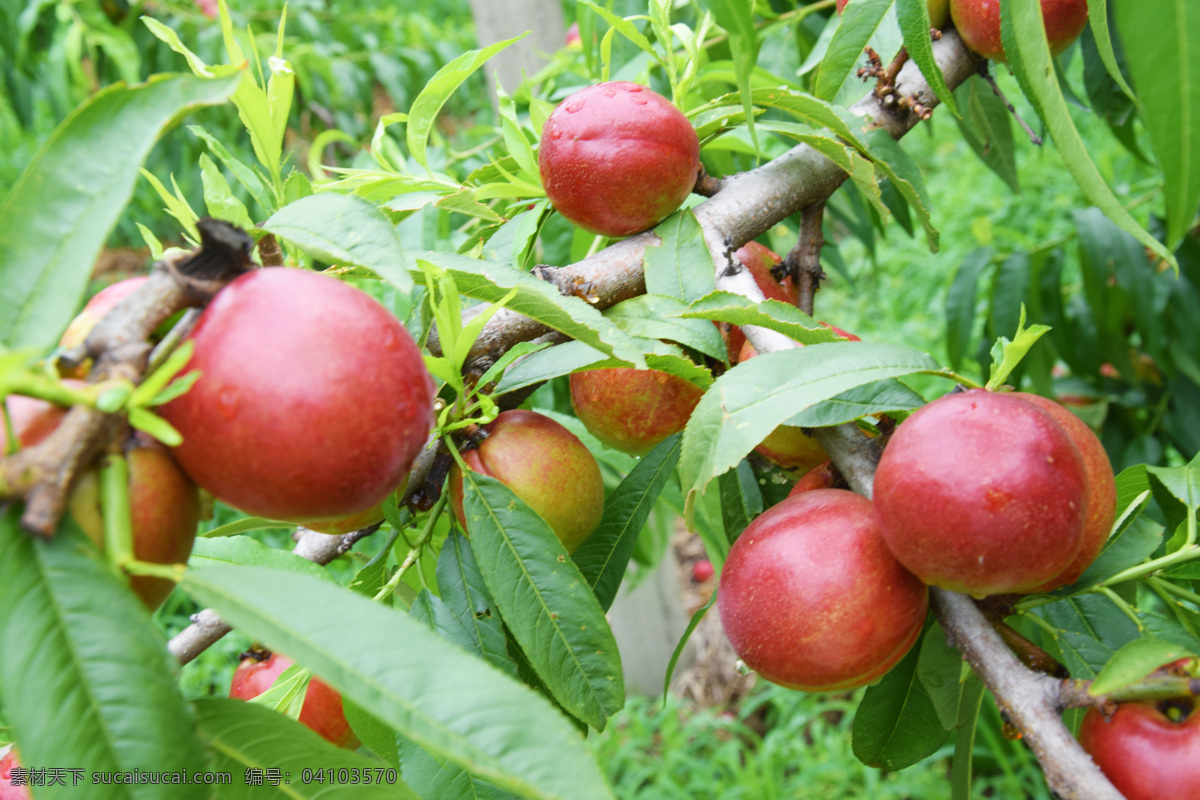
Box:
590 685 1050 800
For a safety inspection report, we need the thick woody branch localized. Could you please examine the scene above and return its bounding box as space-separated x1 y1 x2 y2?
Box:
444 30 977 367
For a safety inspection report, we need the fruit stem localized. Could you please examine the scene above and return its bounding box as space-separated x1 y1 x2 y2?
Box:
99 450 134 569
373 490 447 604
1105 674 1200 704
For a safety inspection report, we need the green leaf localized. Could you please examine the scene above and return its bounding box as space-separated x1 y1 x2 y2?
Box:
945 248 992 371
460 473 624 730
1113 0 1199 250
916 621 967 731
680 343 948 512
0 513 207 799
985 306 1050 389
573 433 683 611
476 341 551 390
949 675 986 800
698 0 760 149
697 87 871 154
1090 637 1193 695
953 76 1019 192
815 0 894 101
493 341 608 396
606 295 727 361
181 565 614 800
663 590 718 698
187 124 271 214
129 340 195 408
789 378 926 427
397 738 522 800
1000 0 1176 271
676 291 837 344
645 210 716 303
852 627 949 770
189 536 335 583
897 0 958 115
408 251 646 368
718 459 762 546
264 194 413 293
864 130 939 251
194 699 419 799
199 153 255 231
127 407 183 446
1086 0 1135 99
408 35 526 171
436 531 518 678
1071 510 1162 589
0 72 237 351
201 516 294 538
139 169 201 240
1039 593 1141 677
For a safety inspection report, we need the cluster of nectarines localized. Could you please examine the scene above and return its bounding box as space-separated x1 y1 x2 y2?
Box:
719 387 1116 691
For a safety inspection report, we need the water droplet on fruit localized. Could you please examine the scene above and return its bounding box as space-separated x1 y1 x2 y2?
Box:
565 101 581 113
627 85 643 92
382 326 399 350
602 87 617 98
653 372 669 385
630 96 647 105
218 387 240 420
587 388 601 402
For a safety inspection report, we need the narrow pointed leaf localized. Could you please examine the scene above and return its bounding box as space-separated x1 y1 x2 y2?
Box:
0 513 207 800
852 630 948 770
409 251 646 368
681 342 948 509
1000 0 1175 270
897 0 958 115
264 194 413 292
408 35 526 170
181 565 614 800
194 698 419 799
436 532 519 678
0 72 237 351
460 474 624 730
815 0 894 100
573 434 683 611
645 210 715 303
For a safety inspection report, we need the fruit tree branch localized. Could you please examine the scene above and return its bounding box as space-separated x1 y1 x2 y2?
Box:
167 436 439 665
425 28 1123 799
0 220 253 538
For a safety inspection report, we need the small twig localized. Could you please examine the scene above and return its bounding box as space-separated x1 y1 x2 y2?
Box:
980 64 1043 146
781 200 826 316
693 166 724 198
168 436 440 664
256 232 284 267
992 619 1069 678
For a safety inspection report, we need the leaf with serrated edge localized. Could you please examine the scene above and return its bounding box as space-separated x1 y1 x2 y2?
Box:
0 72 238 351
676 292 835 344
815 0 894 101
194 698 419 799
645 210 715 303
680 342 948 514
437 531 518 677
1000 0 1175 270
853 628 948 770
0 513 207 800
573 434 683 611
189 536 334 583
264 194 413 292
181 565 614 800
408 35 526 170
1089 638 1192 696
460 473 624 730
